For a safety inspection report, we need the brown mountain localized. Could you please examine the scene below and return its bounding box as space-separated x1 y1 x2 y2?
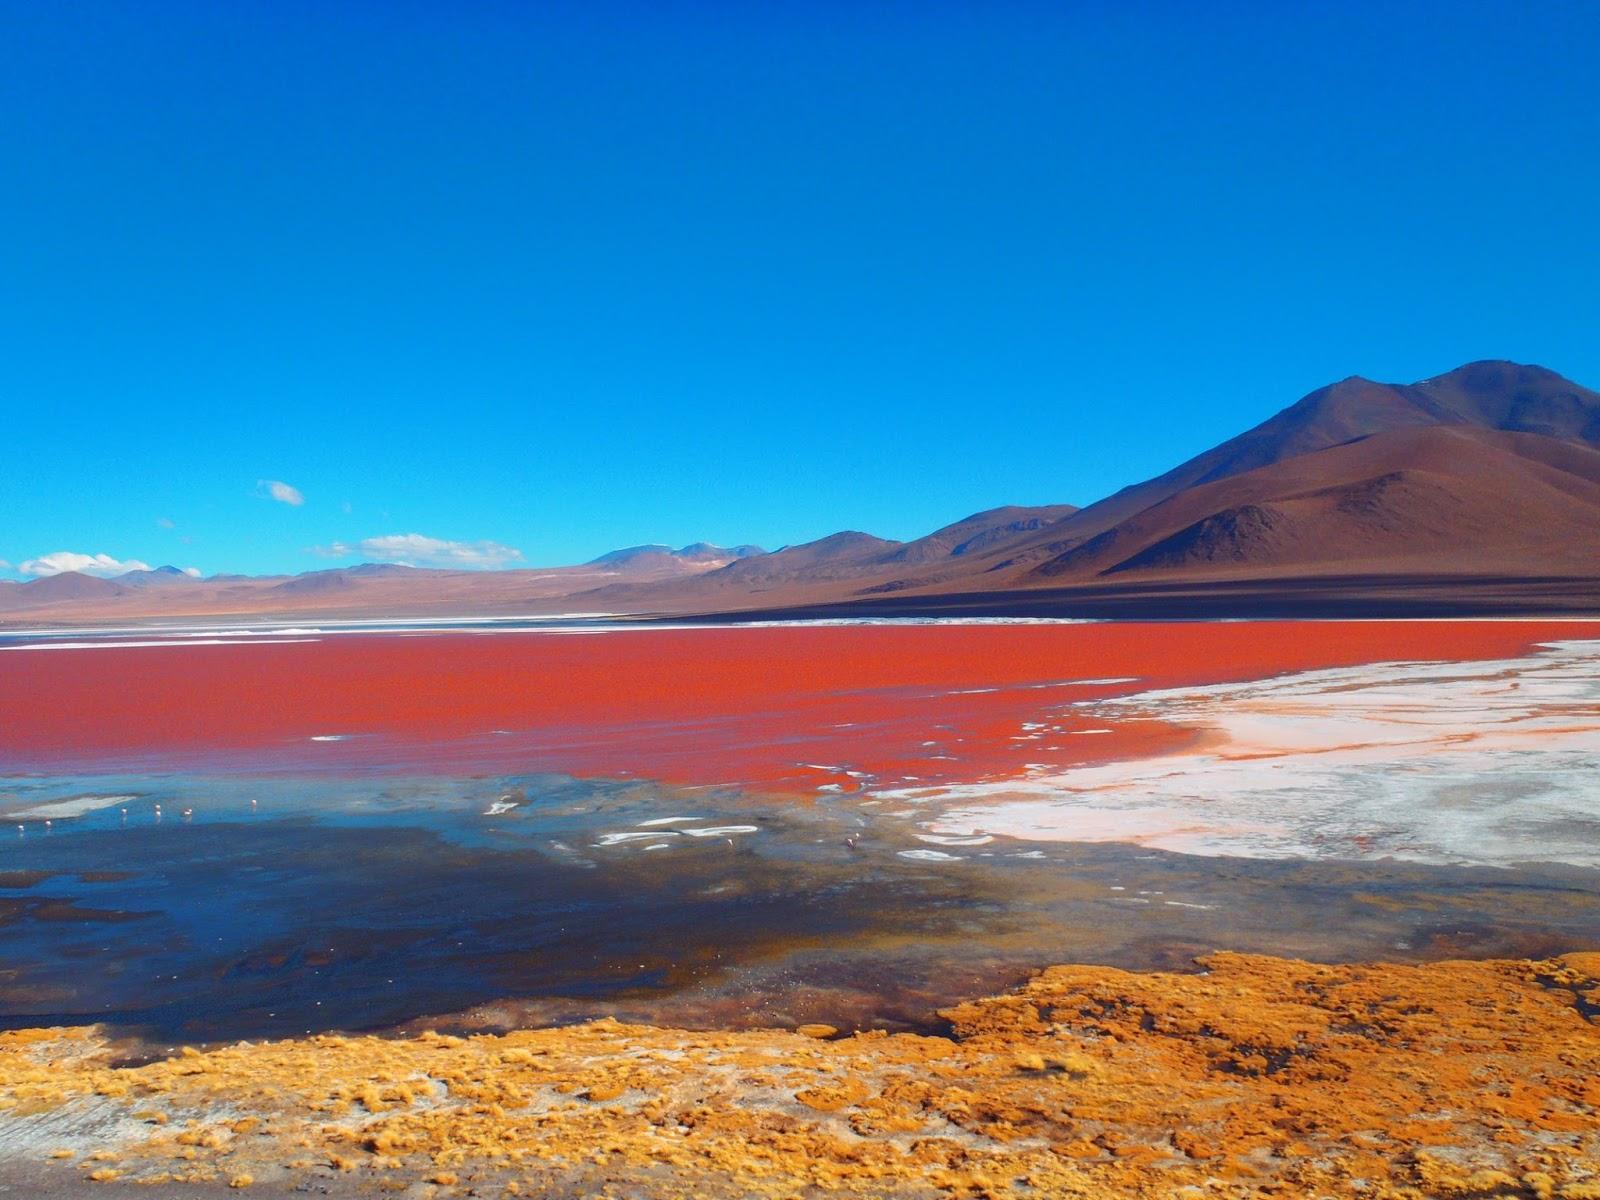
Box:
881 505 1079 566
1032 425 1600 580
0 540 763 624
806 361 1598 594
5 360 1598 624
587 543 765 569
117 565 200 587
1059 360 1600 544
12 571 131 603
719 360 1600 613
581 510 1086 611
578 531 904 610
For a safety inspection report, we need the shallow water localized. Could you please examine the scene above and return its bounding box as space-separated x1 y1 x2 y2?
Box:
2 620 1598 1049
2 768 1598 1050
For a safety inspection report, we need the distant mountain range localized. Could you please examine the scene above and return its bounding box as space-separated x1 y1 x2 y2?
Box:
0 541 767 621
587 543 765 567
4 361 1598 623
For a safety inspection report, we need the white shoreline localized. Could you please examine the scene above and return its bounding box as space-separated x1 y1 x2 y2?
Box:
0 614 1112 650
913 639 1600 870
1 794 139 821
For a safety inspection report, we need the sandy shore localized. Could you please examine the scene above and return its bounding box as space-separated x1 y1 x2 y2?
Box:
3 950 1597 1199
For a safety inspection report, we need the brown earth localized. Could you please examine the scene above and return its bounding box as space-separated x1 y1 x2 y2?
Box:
4 951 1598 1198
1028 425 1600 581
1013 358 1600 558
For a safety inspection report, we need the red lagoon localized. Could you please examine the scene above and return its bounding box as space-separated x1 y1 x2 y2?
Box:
0 620 1590 791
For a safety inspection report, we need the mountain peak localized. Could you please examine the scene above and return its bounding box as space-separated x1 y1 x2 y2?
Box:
1425 358 1559 383
589 544 673 566
589 542 767 567
113 565 202 587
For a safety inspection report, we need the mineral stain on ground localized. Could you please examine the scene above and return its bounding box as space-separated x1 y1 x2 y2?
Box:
2 951 1597 1198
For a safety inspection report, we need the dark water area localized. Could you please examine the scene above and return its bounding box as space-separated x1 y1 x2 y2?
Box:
0 774 919 1044
3 771 1599 1050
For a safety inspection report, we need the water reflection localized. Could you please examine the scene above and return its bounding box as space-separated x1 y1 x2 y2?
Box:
1 770 1598 1050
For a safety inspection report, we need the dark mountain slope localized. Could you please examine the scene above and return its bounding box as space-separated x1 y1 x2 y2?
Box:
1030 425 1600 580
951 361 1600 577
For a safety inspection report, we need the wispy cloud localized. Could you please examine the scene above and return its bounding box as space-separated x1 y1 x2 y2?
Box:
19 551 154 578
156 516 176 529
311 533 524 570
258 479 305 506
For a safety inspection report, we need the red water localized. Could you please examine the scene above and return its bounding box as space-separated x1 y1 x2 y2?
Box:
0 621 1589 791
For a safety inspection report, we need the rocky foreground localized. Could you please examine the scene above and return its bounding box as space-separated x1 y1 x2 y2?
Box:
3 952 1598 1199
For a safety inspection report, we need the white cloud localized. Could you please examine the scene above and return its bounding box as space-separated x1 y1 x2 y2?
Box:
20 551 155 578
182 566 202 578
259 479 305 506
156 516 176 529
311 533 524 570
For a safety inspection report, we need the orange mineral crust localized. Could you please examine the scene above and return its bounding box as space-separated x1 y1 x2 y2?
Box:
0 620 1592 792
4 951 1598 1197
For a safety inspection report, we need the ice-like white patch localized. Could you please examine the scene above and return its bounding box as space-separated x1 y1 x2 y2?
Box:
596 830 680 846
637 816 698 827
898 848 959 862
948 676 1141 698
924 639 1600 869
2 794 139 821
309 734 352 742
915 833 993 846
483 798 519 816
1025 677 1140 689
1 638 320 650
683 825 759 837
181 628 324 637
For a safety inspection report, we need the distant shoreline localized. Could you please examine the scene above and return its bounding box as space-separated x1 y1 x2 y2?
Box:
673 573 1600 623
5 573 1600 636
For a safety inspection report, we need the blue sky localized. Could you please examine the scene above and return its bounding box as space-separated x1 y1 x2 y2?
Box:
3 1 1598 577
